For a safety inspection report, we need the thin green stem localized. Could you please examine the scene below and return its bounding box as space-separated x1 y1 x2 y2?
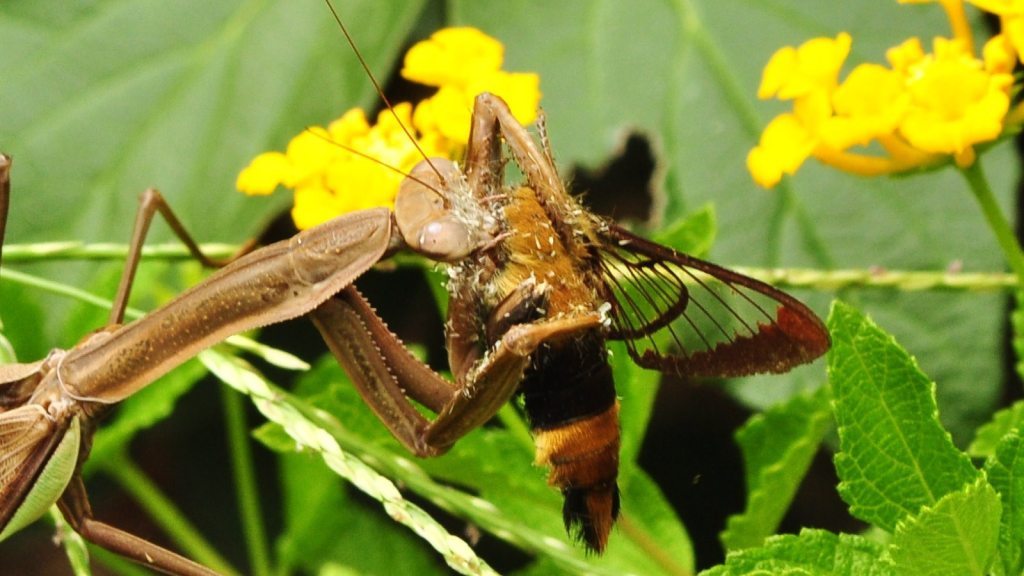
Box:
99 451 242 576
961 160 1024 287
3 258 1018 314
221 385 273 576
51 507 93 576
0 242 238 263
728 267 1017 292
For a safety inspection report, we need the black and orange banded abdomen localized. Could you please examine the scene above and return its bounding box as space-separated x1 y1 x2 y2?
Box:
534 403 620 552
521 331 621 553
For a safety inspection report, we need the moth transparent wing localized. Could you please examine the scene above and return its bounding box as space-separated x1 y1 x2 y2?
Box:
0 405 68 537
597 224 830 378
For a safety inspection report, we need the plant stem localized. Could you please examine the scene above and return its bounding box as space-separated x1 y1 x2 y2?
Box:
961 160 1024 286
222 384 273 576
100 451 242 576
0 241 238 262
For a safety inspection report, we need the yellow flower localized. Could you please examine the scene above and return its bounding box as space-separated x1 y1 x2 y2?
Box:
968 0 1024 14
401 28 505 88
750 0 1021 187
747 92 832 187
758 33 851 100
968 1 1024 61
403 28 541 142
984 32 1017 73
886 37 927 76
897 38 1012 166
236 152 290 195
238 27 542 229
291 183 345 230
821 64 910 150
747 114 818 188
412 71 541 145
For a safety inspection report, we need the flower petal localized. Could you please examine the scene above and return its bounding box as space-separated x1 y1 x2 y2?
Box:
401 27 504 88
236 152 291 195
758 33 852 100
747 113 818 187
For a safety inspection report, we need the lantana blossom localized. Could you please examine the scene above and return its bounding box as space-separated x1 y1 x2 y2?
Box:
237 27 541 229
749 1 1022 188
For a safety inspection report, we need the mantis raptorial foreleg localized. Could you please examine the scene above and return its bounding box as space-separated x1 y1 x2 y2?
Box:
311 276 603 456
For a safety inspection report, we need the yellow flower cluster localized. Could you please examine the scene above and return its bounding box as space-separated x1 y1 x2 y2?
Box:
748 0 1022 188
237 28 542 229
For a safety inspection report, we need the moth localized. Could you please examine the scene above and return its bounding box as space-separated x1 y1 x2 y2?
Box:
310 90 831 553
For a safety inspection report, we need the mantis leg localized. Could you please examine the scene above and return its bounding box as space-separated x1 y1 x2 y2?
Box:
311 285 603 455
426 311 605 449
108 188 257 326
310 286 458 457
464 93 565 208
58 475 224 576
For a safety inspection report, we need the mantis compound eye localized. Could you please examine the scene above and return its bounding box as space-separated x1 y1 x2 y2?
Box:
395 157 477 261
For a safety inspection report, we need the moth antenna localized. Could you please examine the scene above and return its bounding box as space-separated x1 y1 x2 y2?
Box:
304 128 447 200
322 0 449 186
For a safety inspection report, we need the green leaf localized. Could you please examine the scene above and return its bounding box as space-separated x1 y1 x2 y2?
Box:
0 279 49 362
1 0 424 245
612 339 662 470
828 301 978 532
0 332 14 365
1012 290 1024 385
284 354 691 574
702 529 892 576
721 386 832 552
969 400 1024 459
983 431 1024 576
275 452 446 576
652 203 717 257
84 358 208 471
251 420 295 453
201 350 504 576
618 470 695 574
887 478 1001 576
